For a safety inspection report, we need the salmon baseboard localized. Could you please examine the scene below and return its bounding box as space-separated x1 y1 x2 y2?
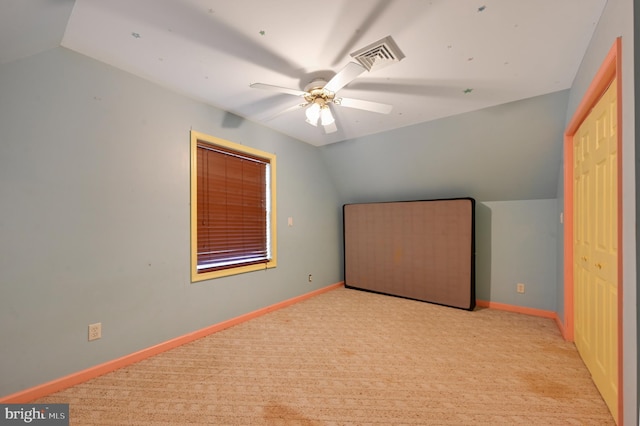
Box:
476 299 565 338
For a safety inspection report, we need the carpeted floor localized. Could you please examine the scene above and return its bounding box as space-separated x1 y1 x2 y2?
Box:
34 287 615 425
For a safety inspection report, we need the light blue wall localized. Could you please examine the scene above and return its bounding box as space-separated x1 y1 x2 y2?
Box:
476 200 558 311
319 90 569 203
0 47 343 397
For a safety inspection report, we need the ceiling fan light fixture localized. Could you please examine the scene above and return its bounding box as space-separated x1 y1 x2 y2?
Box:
305 102 321 126
320 106 334 126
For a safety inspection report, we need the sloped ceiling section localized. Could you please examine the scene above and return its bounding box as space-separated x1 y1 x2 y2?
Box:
0 0 75 64
320 90 570 203
0 1 601 202
58 0 606 146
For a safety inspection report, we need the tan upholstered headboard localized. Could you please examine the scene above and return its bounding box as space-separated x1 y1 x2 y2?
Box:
343 198 475 310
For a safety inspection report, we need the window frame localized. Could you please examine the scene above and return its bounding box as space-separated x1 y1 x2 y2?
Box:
190 130 277 282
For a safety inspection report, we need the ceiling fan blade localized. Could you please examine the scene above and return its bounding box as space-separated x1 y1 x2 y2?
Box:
336 97 393 114
263 102 308 121
323 62 367 93
323 121 338 134
250 83 307 97
321 104 337 134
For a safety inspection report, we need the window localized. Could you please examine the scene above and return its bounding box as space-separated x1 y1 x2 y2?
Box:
190 131 277 281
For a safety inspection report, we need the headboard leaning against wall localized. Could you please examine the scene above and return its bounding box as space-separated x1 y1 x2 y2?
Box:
343 197 475 310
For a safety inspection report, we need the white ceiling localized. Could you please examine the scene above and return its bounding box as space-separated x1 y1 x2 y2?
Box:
1 0 606 147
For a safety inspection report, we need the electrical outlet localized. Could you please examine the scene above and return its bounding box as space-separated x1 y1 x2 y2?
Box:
308 274 313 282
517 283 525 294
88 323 102 341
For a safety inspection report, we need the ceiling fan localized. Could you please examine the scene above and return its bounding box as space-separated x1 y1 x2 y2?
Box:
249 35 405 134
250 62 393 134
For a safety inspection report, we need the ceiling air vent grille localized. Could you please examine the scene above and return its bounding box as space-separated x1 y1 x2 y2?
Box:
350 35 405 72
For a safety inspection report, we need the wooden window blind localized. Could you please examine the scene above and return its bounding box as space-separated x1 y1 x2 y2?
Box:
196 142 270 273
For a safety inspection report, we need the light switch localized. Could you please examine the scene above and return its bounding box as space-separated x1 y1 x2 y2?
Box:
288 217 293 227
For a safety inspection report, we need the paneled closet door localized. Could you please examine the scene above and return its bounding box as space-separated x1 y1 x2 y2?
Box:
573 78 618 423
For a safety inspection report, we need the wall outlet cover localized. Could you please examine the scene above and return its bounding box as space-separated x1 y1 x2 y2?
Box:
88 323 102 341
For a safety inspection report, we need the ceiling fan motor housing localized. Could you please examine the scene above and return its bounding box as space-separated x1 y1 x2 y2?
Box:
304 79 335 106
304 78 329 92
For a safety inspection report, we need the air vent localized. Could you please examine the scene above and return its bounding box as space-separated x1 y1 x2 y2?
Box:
350 35 405 72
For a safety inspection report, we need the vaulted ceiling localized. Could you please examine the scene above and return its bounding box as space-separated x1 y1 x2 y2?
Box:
1 0 610 202
1 0 606 147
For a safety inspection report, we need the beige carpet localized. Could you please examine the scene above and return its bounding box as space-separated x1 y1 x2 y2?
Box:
34 287 614 425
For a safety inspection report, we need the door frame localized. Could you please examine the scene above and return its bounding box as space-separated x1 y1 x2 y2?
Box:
563 37 623 421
